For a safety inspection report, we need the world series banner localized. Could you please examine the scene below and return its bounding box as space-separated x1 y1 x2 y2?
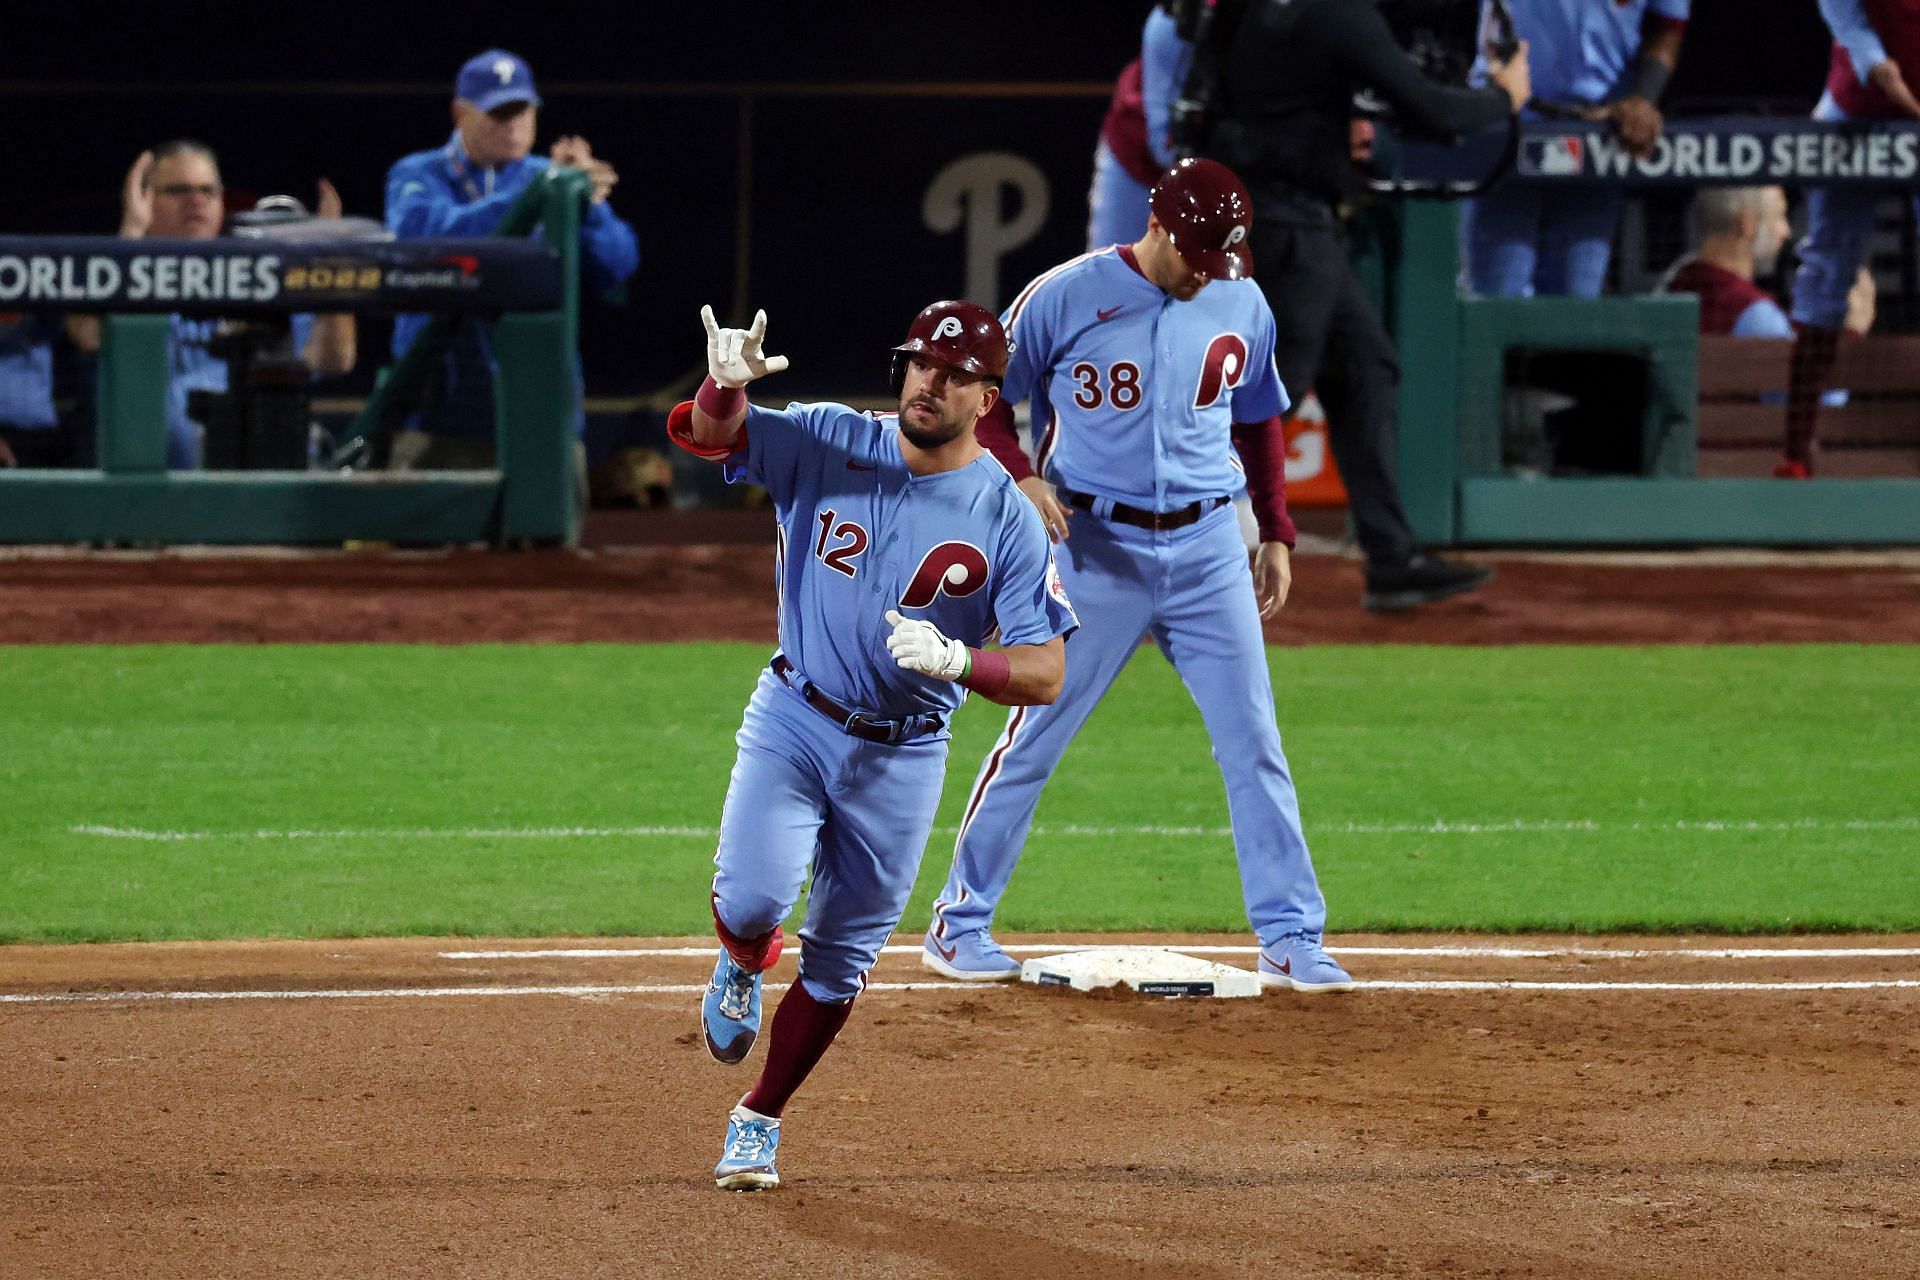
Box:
0 237 562 315
1402 117 1920 188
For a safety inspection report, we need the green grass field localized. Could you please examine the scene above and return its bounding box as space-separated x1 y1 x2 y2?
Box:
2 643 1915 943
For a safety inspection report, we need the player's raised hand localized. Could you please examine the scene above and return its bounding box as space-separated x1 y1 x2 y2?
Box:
314 178 343 220
120 150 156 239
701 305 791 389
884 610 970 681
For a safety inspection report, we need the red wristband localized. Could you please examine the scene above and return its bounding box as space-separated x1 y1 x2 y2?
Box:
958 648 1010 698
695 376 745 419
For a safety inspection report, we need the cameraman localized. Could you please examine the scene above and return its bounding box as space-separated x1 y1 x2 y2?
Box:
1201 0 1530 610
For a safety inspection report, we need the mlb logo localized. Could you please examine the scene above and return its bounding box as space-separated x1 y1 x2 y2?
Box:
1520 135 1585 177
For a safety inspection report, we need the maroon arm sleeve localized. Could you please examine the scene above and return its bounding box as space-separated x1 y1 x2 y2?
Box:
974 398 1036 481
1231 416 1298 549
667 400 748 461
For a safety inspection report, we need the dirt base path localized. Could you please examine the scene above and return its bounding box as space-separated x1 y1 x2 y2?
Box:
3 533 1919 645
3 934 1915 1278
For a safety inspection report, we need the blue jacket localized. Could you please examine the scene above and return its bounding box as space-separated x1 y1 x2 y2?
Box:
0 315 58 431
385 132 640 438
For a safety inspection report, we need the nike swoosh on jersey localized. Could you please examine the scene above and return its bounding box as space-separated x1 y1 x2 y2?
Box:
846 461 876 471
1096 305 1124 321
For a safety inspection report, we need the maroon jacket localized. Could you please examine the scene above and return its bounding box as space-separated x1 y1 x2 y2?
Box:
1099 59 1163 187
1661 258 1778 335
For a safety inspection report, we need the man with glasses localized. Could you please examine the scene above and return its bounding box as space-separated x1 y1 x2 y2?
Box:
71 141 357 468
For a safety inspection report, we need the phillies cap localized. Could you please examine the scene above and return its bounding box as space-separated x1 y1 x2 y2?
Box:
456 50 541 112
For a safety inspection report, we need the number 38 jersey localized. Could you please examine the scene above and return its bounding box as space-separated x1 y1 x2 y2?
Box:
719 400 1078 720
1001 245 1291 513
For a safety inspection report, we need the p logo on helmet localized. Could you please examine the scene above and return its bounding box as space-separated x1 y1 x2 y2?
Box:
889 300 1013 395
1150 158 1255 281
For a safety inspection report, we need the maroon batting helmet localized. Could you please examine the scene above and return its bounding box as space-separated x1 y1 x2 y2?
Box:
1149 157 1254 281
890 300 1012 394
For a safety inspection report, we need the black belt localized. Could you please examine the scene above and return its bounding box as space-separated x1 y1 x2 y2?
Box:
1061 489 1230 532
771 656 945 745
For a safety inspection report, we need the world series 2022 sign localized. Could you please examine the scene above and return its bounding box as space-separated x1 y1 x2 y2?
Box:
0 238 562 314
1517 117 1920 185
1402 117 1920 189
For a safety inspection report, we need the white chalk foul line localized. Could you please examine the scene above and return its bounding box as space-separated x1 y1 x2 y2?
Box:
66 816 1920 842
1359 990 1920 997
0 981 968 1006
438 944 1920 961
4 978 1919 1006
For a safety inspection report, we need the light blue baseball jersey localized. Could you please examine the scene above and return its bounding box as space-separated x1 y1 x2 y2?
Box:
1141 7 1190 172
0 317 57 430
1487 0 1690 105
1003 246 1289 514
723 401 1077 719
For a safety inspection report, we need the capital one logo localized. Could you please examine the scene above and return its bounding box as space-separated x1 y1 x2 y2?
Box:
933 316 965 341
492 58 517 85
1222 224 1248 250
923 153 1050 311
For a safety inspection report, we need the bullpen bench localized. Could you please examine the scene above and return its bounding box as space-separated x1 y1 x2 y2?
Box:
1697 334 1920 479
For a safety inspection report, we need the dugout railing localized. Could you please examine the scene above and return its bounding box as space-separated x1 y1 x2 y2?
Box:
1389 116 1920 546
0 169 589 547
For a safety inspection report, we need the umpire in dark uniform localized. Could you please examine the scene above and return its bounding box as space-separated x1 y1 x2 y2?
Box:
1200 0 1531 610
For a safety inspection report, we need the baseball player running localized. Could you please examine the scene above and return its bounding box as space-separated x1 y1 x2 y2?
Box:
925 158 1354 996
671 301 1078 1191
1782 0 1920 476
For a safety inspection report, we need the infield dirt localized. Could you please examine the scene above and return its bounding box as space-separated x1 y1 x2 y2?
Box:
2 529 1918 645
2 935 1916 1278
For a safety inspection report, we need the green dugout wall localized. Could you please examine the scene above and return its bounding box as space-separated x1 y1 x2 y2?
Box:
0 171 590 547
1383 116 1920 547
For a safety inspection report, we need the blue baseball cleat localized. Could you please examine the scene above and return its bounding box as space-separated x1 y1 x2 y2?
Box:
714 1105 781 1191
701 950 763 1064
921 927 1022 981
1258 933 1357 993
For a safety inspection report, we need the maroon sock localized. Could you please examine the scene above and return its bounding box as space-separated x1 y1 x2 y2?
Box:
1784 325 1841 468
712 894 783 972
741 981 855 1118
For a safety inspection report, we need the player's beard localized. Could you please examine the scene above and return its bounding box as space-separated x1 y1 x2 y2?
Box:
898 398 969 450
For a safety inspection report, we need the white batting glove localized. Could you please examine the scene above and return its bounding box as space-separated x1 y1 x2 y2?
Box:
700 305 790 389
884 609 969 681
